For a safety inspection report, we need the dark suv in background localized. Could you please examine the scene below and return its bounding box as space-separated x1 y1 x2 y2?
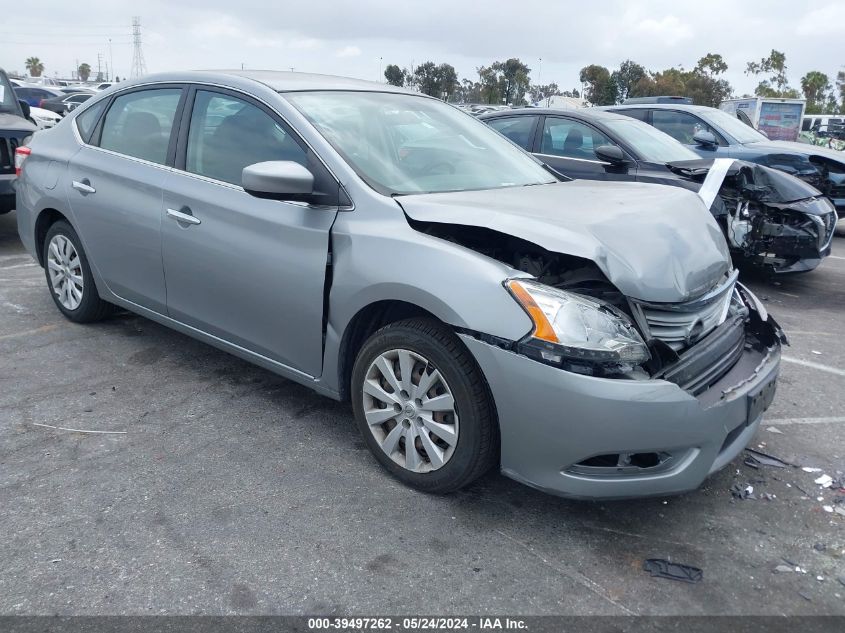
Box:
0 69 37 214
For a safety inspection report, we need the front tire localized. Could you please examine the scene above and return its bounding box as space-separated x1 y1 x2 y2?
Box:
43 220 112 323
351 318 497 494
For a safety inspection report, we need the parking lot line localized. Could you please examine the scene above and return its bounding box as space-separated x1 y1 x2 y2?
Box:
782 355 845 377
31 422 127 434
0 324 60 341
765 416 845 425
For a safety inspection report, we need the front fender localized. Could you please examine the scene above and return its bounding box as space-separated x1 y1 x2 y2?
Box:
317 210 534 395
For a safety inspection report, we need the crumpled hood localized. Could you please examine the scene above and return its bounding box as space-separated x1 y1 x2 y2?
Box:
398 180 731 303
745 140 845 163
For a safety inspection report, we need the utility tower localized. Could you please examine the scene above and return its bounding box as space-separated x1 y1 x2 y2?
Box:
130 16 147 79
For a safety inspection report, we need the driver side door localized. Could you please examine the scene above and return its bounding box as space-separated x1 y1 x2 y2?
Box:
161 87 340 377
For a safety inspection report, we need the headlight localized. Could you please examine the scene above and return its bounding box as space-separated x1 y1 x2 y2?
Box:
506 279 650 369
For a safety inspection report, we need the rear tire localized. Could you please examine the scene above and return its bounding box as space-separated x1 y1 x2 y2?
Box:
43 220 112 323
351 317 497 494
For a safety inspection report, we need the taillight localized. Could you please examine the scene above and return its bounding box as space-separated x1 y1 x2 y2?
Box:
15 146 31 177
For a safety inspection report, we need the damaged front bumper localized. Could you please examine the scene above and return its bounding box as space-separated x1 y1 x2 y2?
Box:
460 292 783 500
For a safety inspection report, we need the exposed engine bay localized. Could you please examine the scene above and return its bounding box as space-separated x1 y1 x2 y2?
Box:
670 158 837 274
407 218 785 391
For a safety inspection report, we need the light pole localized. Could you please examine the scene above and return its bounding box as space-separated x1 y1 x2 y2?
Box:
109 38 113 81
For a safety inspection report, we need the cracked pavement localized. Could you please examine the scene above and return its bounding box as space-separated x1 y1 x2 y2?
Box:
1 211 844 615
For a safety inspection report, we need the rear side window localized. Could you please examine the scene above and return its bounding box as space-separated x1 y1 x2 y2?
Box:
486 116 538 150
75 100 108 143
98 88 182 164
185 90 307 185
651 110 716 145
612 108 649 122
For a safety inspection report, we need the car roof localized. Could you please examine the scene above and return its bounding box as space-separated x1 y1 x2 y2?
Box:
478 107 632 122
122 70 415 95
596 103 715 113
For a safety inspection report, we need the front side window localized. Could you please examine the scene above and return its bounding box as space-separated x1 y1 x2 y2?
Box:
0 73 18 113
540 118 615 160
185 90 307 186
612 108 649 122
486 116 538 150
98 88 182 164
286 91 553 196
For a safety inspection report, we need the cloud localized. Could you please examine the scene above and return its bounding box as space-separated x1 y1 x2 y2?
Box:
796 4 845 37
634 16 693 47
336 45 361 58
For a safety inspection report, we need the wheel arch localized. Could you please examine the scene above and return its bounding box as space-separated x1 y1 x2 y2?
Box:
33 207 72 266
336 299 442 402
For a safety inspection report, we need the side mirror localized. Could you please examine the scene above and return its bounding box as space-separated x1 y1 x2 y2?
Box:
594 144 627 165
242 161 315 202
692 130 718 148
18 100 31 120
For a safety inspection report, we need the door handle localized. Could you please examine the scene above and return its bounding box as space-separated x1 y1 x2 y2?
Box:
166 208 201 226
71 180 96 194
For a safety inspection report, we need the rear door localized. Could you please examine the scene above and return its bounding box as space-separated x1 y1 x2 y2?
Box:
66 85 185 313
535 116 633 181
161 87 339 376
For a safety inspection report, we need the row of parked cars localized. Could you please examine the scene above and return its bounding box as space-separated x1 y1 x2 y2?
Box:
9 79 109 130
479 102 842 275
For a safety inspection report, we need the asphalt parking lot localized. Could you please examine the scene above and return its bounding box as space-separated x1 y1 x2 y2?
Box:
1 209 844 616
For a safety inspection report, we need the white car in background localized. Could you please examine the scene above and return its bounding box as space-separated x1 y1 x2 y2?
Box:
28 106 61 129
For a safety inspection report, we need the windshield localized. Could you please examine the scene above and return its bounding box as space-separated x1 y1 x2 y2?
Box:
285 91 555 195
603 118 699 163
699 108 768 144
0 72 19 114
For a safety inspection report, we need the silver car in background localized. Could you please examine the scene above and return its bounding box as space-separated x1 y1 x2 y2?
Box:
15 71 784 498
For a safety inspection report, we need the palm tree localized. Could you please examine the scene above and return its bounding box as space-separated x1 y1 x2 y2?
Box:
25 57 45 77
77 63 92 82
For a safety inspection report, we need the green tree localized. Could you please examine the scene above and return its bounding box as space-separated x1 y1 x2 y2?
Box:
611 60 646 102
695 53 728 76
801 71 832 114
477 65 502 104
579 64 617 105
837 70 845 111
410 62 458 100
25 57 44 77
745 49 799 98
493 58 531 105
530 82 561 105
77 63 92 82
384 64 405 87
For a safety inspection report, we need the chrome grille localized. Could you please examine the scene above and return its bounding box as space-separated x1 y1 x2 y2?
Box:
630 270 738 352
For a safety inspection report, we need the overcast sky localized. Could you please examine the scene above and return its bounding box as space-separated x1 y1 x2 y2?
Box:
1 0 843 97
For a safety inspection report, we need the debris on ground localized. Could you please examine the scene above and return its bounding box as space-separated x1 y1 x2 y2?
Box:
798 591 813 602
766 426 784 434
802 467 823 473
744 448 790 468
731 483 755 500
643 559 703 583
823 506 834 513
813 543 826 552
811 350 823 355
774 564 794 573
815 474 834 488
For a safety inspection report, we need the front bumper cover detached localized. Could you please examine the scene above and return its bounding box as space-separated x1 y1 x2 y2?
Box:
461 291 782 500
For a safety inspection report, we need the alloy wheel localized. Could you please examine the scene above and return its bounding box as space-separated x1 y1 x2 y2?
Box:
362 348 459 473
47 234 84 311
